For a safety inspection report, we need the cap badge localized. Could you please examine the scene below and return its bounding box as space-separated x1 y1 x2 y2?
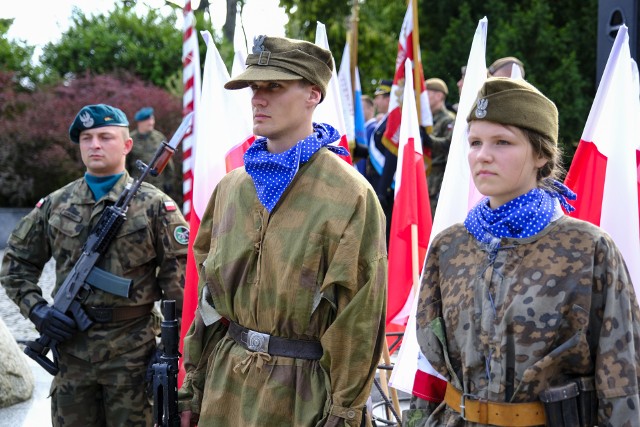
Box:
252 35 266 53
252 35 270 65
80 111 94 128
475 98 488 118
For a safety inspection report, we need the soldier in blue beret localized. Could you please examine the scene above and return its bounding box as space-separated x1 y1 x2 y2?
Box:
1 103 188 426
127 106 181 205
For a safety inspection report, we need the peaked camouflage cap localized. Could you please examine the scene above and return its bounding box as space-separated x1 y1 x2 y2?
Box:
467 77 558 146
69 104 129 143
224 35 334 101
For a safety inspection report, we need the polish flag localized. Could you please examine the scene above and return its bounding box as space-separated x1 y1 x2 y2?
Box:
314 22 353 164
386 59 432 328
390 17 489 399
564 25 640 296
382 0 433 155
178 30 254 384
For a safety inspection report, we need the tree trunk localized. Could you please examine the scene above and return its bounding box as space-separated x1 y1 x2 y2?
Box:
222 0 238 43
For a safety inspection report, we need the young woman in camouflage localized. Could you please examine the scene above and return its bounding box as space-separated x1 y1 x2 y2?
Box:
405 78 640 426
177 36 387 427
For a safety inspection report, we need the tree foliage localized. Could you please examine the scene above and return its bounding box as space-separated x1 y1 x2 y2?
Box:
39 5 182 88
0 19 38 90
279 0 598 159
0 72 182 207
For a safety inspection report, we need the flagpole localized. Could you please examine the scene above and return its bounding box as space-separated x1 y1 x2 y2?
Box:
182 0 196 220
410 0 422 118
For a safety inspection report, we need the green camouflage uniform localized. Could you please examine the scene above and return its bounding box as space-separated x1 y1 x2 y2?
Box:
0 172 188 427
178 148 388 426
426 107 455 217
404 216 640 426
128 128 181 205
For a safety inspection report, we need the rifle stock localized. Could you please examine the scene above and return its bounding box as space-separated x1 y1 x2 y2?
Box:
24 113 193 375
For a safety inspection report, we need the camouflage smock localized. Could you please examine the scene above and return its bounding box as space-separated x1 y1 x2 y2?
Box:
0 172 188 363
426 107 455 215
410 215 640 427
179 148 388 427
128 128 180 203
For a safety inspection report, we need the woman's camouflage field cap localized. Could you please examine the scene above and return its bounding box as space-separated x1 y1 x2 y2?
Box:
69 104 129 143
467 77 558 146
224 35 333 101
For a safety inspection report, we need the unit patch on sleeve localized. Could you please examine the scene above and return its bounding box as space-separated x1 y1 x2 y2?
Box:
173 225 189 245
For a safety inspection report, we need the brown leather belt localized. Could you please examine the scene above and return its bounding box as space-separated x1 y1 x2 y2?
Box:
228 321 323 360
86 303 154 323
444 383 546 426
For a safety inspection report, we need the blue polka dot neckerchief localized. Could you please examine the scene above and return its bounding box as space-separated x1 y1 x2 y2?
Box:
464 180 577 245
244 122 348 212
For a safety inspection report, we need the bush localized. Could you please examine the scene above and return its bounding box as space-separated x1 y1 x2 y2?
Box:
0 71 182 207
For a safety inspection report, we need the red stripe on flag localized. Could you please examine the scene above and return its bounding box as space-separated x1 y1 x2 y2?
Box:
412 367 447 402
178 211 201 386
564 139 607 225
386 137 431 325
225 136 255 171
337 134 353 165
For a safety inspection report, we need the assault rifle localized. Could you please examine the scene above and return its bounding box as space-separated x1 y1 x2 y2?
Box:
24 113 193 375
152 300 181 427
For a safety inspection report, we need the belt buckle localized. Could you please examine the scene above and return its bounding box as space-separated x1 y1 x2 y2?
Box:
460 393 477 421
246 330 270 353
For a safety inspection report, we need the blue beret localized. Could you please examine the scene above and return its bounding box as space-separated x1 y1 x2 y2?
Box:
69 104 129 143
134 107 154 121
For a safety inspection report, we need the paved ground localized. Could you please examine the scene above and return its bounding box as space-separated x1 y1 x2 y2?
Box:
0 248 409 426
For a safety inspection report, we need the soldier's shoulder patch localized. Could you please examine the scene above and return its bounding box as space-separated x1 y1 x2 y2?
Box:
36 197 47 208
173 225 189 245
164 200 178 212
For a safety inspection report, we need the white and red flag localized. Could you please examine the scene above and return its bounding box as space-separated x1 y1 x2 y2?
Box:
386 59 432 328
314 22 353 164
337 40 356 150
564 24 640 296
390 17 489 400
178 30 254 384
382 0 433 155
181 3 201 220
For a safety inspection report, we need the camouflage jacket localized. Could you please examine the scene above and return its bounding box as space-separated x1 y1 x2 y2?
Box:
408 216 640 427
178 148 388 427
426 107 455 214
128 129 179 201
0 172 188 363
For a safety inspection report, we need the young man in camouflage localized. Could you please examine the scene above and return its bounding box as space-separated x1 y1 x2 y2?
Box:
128 106 181 206
0 104 188 426
177 36 388 427
423 78 455 218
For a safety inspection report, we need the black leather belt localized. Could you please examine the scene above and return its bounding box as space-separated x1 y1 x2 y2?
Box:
86 303 154 323
228 321 323 360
